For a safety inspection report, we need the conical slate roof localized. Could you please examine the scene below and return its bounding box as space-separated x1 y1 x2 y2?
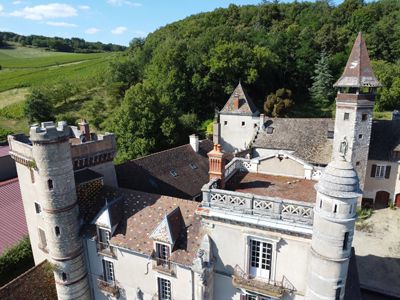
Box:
334 32 381 88
220 82 259 115
315 157 362 199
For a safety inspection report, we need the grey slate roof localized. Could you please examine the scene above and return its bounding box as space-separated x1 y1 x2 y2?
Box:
220 83 259 115
116 140 213 199
369 120 400 161
253 118 335 165
253 118 400 164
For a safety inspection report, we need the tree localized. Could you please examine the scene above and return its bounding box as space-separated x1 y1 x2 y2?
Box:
309 51 335 114
24 89 54 123
263 88 294 117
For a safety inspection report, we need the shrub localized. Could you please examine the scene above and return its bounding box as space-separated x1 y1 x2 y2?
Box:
0 237 34 286
0 127 13 142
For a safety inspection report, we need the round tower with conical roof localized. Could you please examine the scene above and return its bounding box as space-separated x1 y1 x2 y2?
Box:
30 122 90 299
306 148 362 300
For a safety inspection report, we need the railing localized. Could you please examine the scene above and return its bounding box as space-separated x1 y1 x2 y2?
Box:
97 276 119 297
224 157 251 181
232 265 286 298
152 257 176 276
202 187 313 225
96 241 117 258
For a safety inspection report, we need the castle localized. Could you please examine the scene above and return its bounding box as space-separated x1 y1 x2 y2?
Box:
3 32 386 300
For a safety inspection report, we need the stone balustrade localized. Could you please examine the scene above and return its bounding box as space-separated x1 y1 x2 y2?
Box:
224 157 251 181
201 186 314 225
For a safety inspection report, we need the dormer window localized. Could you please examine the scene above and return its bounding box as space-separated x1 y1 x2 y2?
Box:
170 170 178 177
156 243 170 261
189 163 198 170
98 228 111 254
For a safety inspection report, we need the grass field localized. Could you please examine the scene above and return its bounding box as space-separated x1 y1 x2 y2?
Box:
0 45 116 140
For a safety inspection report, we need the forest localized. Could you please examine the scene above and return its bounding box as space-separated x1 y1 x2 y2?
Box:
103 0 400 162
0 32 125 53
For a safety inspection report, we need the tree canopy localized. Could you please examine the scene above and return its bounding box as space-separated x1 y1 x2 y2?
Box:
105 0 400 161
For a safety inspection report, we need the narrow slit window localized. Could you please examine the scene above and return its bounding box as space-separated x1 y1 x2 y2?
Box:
343 232 349 250
62 272 67 281
362 113 368 121
55 226 60 237
319 200 322 208
344 113 349 120
47 179 53 190
35 202 41 214
334 204 337 213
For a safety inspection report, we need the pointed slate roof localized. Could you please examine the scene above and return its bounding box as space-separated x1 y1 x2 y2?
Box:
150 207 185 246
334 32 381 88
220 83 259 115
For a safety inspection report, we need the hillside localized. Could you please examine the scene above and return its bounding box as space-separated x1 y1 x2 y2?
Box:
107 0 400 162
0 45 115 141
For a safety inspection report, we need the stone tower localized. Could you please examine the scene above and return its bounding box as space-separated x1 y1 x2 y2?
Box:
306 153 362 299
29 122 90 299
333 32 381 189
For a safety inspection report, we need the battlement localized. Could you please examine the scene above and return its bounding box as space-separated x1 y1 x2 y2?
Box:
29 121 70 144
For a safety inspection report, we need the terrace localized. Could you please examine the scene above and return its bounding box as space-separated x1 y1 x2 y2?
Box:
200 158 316 230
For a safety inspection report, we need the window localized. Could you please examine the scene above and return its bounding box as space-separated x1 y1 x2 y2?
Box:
335 287 341 300
371 164 391 179
170 170 178 177
55 226 60 237
356 161 360 166
245 294 271 300
327 131 334 139
343 232 349 251
35 202 41 214
344 113 349 120
30 169 35 183
349 204 353 214
158 278 171 300
224 121 228 126
62 272 67 282
358 134 363 139
319 200 322 208
47 179 53 190
266 127 274 134
156 243 170 261
38 228 47 250
242 121 246 127
99 228 111 248
362 113 368 121
333 204 337 213
250 239 272 279
102 260 115 282
189 163 198 170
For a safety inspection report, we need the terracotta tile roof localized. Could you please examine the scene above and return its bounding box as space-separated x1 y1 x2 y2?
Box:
334 32 380 88
116 140 213 199
0 145 10 157
225 172 317 203
110 189 203 266
0 178 28 254
220 82 259 115
253 118 334 165
0 260 57 300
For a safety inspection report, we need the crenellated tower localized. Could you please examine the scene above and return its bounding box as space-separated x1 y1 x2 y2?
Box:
28 122 90 299
306 150 362 299
332 32 381 190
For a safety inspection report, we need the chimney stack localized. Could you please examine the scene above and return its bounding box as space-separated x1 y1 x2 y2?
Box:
190 134 199 152
207 144 227 188
79 119 90 142
233 92 240 110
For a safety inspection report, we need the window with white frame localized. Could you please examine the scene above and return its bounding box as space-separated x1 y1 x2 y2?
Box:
371 164 391 179
249 239 272 279
102 259 115 282
158 277 171 300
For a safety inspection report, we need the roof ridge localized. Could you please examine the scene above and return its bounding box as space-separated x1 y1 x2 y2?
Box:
0 177 19 187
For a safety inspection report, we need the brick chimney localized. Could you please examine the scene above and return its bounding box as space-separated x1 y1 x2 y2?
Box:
208 144 227 188
79 119 90 142
233 92 240 110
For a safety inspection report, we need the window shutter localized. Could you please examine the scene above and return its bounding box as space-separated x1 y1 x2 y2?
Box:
371 164 376 177
385 166 391 179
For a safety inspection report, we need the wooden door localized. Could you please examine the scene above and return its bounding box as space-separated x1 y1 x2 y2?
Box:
395 194 400 208
375 191 390 209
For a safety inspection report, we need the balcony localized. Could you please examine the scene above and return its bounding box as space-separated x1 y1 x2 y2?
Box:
96 241 117 258
152 257 176 276
232 265 295 299
97 277 119 298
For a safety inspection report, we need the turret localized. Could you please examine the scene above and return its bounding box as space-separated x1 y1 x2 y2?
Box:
306 145 362 299
29 122 90 299
332 32 381 190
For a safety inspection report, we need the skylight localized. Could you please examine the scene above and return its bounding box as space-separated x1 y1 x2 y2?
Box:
189 163 198 170
170 170 178 177
266 127 274 134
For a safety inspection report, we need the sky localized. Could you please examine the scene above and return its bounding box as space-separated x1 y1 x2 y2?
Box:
0 0 347 46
